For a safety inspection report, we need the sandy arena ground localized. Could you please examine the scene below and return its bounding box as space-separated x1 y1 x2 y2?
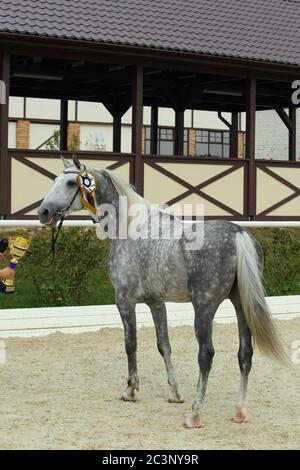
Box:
0 319 299 450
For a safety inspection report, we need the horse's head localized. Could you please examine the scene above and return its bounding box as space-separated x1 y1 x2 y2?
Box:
37 155 84 226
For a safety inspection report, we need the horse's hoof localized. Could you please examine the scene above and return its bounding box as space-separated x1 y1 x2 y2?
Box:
168 391 184 404
232 408 248 423
120 388 137 402
183 415 202 428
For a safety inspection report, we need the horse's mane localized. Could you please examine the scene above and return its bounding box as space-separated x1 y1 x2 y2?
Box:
102 169 151 210
99 169 179 233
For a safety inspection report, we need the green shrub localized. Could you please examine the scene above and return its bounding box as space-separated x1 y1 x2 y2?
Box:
2 227 114 307
0 227 299 308
249 228 300 296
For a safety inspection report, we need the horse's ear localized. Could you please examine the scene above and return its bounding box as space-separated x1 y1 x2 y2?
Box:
72 153 81 170
60 155 72 169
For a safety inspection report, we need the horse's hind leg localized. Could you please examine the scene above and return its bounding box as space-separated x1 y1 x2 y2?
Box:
185 299 216 428
116 295 139 402
148 302 184 403
230 281 253 423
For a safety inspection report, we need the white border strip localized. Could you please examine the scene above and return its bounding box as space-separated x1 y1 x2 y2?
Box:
0 296 299 338
0 220 94 227
0 220 300 228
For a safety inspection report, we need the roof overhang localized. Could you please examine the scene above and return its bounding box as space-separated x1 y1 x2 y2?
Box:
1 31 300 81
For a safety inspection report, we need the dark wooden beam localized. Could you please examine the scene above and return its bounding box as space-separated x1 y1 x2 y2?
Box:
132 65 143 194
174 110 184 155
103 96 131 153
102 92 132 118
182 78 204 108
4 34 300 81
246 77 256 218
113 115 121 153
230 112 239 159
275 107 292 130
146 95 245 112
0 52 10 215
157 72 181 110
202 80 291 99
60 99 68 151
150 105 158 155
11 63 132 83
217 111 238 159
275 106 297 161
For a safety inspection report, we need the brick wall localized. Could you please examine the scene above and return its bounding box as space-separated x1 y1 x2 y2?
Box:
16 120 30 149
256 109 300 161
238 131 245 158
67 122 80 151
188 128 196 156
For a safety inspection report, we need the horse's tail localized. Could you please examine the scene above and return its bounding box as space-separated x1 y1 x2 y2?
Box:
235 230 288 364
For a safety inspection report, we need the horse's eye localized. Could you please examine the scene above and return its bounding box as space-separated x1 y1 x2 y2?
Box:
67 180 77 187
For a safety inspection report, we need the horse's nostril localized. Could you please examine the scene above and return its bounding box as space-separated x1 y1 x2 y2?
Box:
39 208 50 220
38 207 51 221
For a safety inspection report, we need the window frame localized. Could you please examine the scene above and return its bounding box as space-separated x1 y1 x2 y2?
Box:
195 128 230 158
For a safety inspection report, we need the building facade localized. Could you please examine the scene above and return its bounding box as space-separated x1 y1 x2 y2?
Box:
0 0 300 221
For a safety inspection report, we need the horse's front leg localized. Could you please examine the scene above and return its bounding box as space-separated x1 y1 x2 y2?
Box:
116 294 139 402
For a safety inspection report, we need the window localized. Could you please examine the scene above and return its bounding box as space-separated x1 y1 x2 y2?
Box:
144 126 189 156
144 126 151 154
144 126 174 155
184 128 189 156
158 127 174 155
144 126 237 157
195 130 230 158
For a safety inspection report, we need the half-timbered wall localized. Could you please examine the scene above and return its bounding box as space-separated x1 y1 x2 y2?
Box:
8 150 133 218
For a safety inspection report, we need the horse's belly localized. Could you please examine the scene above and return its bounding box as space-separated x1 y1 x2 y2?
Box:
164 285 190 302
144 269 190 302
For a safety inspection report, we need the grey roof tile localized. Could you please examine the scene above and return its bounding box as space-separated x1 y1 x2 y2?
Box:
0 0 299 66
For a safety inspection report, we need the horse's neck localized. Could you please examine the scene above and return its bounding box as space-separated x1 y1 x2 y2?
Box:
93 170 155 240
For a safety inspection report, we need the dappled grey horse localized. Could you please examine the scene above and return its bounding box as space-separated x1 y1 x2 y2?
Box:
38 156 286 427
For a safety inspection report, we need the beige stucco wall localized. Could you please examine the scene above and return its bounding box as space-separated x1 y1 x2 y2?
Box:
143 162 244 217
256 166 300 216
11 156 130 215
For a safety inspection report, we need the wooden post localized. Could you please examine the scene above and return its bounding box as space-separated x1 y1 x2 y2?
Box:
132 65 143 194
174 109 184 155
150 105 158 155
218 111 239 159
0 52 10 216
275 106 296 162
113 114 121 153
103 98 130 154
60 99 68 151
246 78 256 219
289 106 296 162
230 112 239 159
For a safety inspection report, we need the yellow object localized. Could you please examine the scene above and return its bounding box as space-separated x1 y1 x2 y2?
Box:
1 236 30 294
9 236 31 259
77 170 97 214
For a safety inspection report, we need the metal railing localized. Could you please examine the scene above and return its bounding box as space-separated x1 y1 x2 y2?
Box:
0 220 299 228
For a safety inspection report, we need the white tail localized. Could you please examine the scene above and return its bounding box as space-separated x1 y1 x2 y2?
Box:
235 231 288 364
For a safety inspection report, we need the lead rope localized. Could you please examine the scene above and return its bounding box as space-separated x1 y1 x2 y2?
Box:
29 185 80 268
51 215 65 263
27 216 66 269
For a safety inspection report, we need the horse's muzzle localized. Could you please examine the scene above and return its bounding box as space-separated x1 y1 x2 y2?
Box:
37 203 59 226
